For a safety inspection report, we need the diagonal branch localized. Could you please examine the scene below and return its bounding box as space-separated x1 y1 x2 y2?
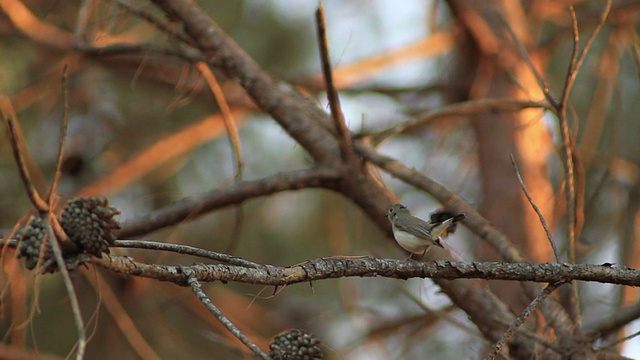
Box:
119 168 341 238
585 301 640 340
486 281 567 360
511 155 559 262
195 62 244 181
47 65 70 205
3 115 49 211
149 0 341 164
183 268 270 359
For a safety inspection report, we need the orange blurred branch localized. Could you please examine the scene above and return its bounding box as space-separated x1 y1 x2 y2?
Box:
78 110 246 197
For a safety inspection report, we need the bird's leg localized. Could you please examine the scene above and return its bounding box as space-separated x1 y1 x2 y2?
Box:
418 246 432 260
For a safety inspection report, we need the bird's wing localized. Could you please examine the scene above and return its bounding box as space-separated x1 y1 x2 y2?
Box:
394 218 445 247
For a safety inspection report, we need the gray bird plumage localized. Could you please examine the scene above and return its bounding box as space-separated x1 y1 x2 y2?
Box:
387 203 465 255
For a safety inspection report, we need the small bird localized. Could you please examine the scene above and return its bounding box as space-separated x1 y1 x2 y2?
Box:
387 204 465 257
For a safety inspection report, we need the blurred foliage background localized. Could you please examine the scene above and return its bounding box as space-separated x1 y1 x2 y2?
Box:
1 0 640 359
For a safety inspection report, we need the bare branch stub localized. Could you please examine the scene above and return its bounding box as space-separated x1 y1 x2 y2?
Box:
510 154 559 262
315 3 355 162
48 64 70 205
3 115 49 212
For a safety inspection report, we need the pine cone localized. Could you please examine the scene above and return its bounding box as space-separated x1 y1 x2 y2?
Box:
16 216 52 270
60 197 120 257
268 329 324 360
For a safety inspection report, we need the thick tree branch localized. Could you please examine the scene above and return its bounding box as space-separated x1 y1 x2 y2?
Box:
92 256 640 288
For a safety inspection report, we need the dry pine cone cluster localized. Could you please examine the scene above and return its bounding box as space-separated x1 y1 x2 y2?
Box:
268 329 323 360
17 197 120 273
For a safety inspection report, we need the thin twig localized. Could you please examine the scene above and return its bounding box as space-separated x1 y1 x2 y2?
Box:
561 2 613 107
83 271 162 360
500 15 559 109
559 2 611 262
585 284 640 341
112 0 195 45
368 98 550 145
115 240 261 268
47 65 70 205
560 6 579 270
194 62 247 254
44 216 86 360
308 31 455 90
596 327 640 352
183 268 270 360
485 281 566 360
402 284 558 353
557 2 611 329
3 115 49 211
195 62 244 181
224 206 245 255
315 2 355 161
492 317 562 353
398 285 483 338
510 155 560 262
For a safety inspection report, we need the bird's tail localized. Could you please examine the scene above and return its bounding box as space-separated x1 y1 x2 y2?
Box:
430 212 466 240
430 218 456 242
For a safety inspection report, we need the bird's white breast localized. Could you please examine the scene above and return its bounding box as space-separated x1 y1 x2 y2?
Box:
392 225 429 254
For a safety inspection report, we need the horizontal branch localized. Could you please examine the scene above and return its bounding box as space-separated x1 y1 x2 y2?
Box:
92 255 640 287
115 240 261 268
120 168 340 238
